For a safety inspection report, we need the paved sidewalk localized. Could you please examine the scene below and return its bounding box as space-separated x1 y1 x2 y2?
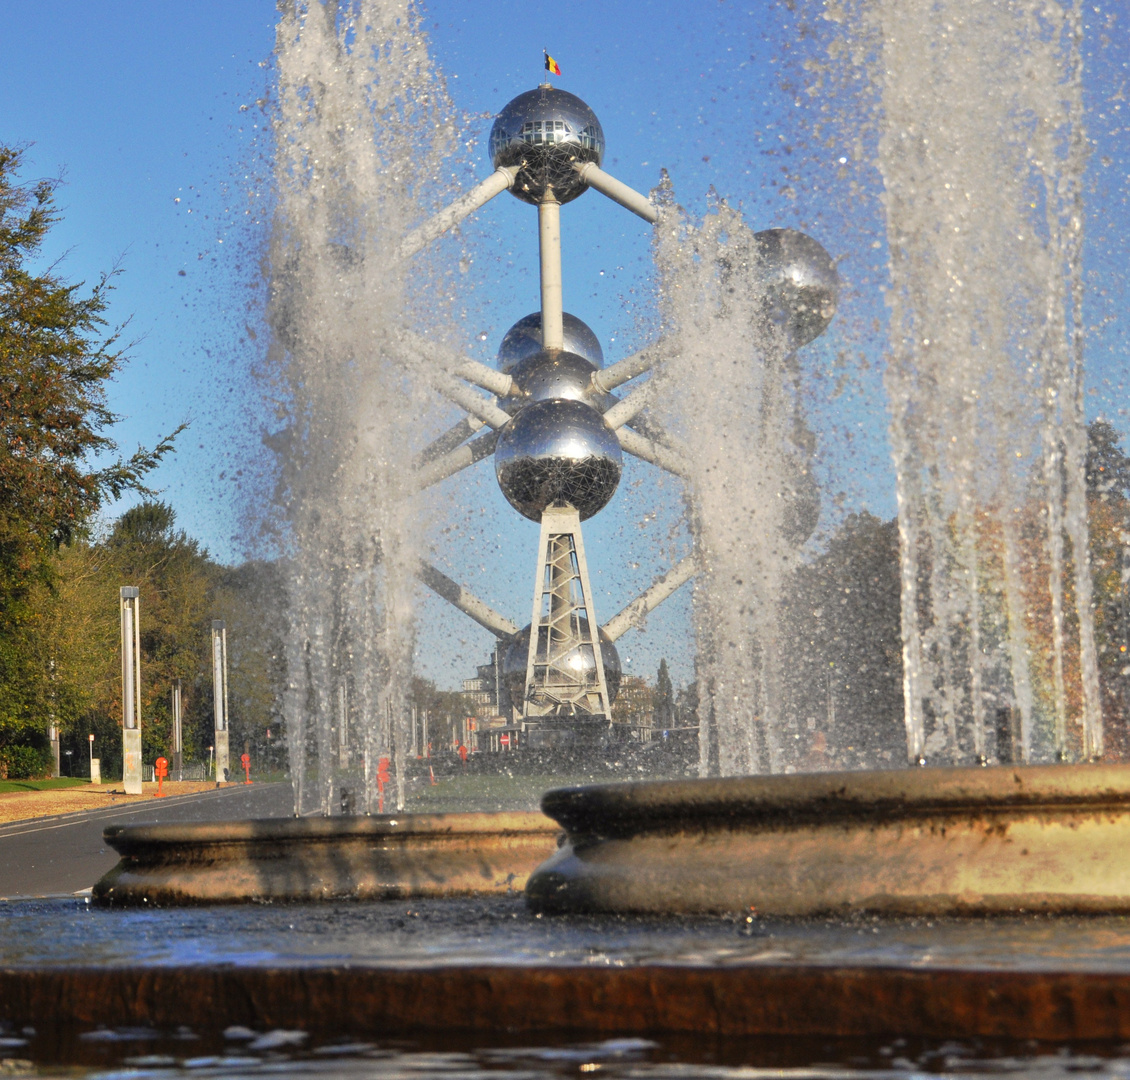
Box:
0 781 219 825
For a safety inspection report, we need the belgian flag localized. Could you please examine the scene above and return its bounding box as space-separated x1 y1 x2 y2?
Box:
544 51 561 77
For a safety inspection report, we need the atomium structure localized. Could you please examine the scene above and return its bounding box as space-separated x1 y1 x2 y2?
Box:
397 81 839 749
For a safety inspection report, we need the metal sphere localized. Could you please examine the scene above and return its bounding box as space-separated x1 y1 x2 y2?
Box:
488 86 605 205
752 228 839 348
498 311 604 374
502 349 615 415
501 623 622 710
495 398 622 522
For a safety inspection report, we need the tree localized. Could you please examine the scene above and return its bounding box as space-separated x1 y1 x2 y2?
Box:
1082 421 1130 758
0 146 181 767
1086 420 1130 503
784 511 904 768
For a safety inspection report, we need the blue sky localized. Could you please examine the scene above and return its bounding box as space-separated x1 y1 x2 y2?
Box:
3 1 1127 689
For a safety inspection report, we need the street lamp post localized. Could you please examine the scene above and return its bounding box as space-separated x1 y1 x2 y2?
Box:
120 587 143 794
211 621 229 784
88 733 98 785
171 678 183 782
48 722 60 779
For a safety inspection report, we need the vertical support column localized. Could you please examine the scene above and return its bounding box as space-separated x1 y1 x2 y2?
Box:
211 620 229 783
120 587 142 795
538 193 564 351
171 679 183 781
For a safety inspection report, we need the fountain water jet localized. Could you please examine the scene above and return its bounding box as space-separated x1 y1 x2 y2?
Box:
653 207 834 775
847 0 1102 765
266 0 460 814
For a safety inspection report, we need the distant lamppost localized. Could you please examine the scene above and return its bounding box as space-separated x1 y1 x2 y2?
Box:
87 733 97 785
64 749 72 777
208 744 215 780
171 679 183 782
119 587 143 795
48 656 59 778
211 621 229 784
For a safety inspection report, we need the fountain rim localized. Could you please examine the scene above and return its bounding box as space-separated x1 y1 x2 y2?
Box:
101 810 558 855
540 763 1130 836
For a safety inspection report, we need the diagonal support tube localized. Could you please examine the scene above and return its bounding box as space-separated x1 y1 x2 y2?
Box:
575 162 659 224
455 359 515 400
415 560 518 640
430 373 513 431
616 426 690 478
602 383 654 431
601 553 700 642
414 415 485 468
399 329 516 399
412 429 499 493
396 166 519 260
591 346 661 393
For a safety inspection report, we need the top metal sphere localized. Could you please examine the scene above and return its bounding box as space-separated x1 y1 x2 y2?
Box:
498 311 604 374
752 228 839 349
489 86 605 205
494 398 622 522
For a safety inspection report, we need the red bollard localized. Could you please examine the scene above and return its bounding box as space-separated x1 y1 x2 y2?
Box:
241 752 252 785
154 756 169 798
377 756 390 814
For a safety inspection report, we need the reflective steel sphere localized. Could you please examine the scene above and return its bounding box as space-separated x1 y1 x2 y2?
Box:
501 623 622 710
501 349 614 415
498 311 604 374
752 228 839 348
495 398 622 521
489 86 605 205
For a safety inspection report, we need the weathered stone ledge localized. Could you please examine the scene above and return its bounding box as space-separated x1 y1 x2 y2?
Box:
529 764 1130 916
95 811 561 905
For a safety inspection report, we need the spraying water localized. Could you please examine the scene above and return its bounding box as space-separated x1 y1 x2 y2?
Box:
865 0 1101 763
653 194 825 776
265 0 459 813
260 1 1103 799
652 0 1101 774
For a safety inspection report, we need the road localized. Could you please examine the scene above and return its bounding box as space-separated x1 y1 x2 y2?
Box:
0 782 295 900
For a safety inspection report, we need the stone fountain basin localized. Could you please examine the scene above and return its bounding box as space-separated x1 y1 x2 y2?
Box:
528 763 1130 916
7 896 1130 1047
94 811 560 905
